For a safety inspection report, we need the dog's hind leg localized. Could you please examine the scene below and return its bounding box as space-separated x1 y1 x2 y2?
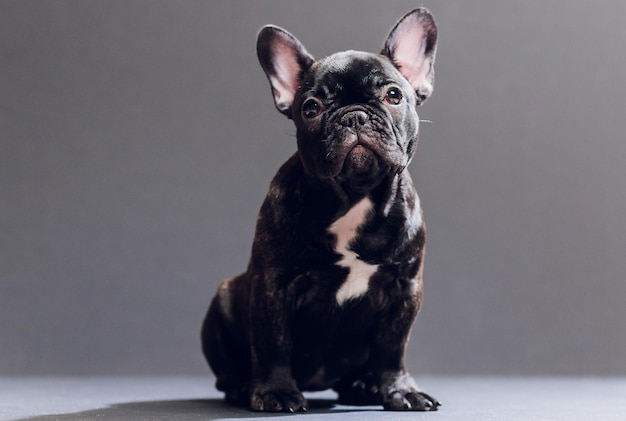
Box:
201 275 252 407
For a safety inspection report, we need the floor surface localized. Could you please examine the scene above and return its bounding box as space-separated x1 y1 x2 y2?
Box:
1 376 625 421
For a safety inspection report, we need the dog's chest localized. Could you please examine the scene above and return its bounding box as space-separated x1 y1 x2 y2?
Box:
328 197 379 305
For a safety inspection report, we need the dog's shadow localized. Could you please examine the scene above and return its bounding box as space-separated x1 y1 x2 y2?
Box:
15 397 382 420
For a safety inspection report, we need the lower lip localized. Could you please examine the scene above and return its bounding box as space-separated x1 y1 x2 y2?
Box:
345 145 377 169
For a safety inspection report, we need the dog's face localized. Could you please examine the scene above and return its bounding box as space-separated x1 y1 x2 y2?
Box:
292 52 420 191
257 9 437 191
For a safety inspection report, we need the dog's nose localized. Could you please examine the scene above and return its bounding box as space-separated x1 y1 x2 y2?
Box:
341 110 369 128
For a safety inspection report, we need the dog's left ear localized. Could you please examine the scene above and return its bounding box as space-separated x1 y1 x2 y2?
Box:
382 8 438 104
257 25 315 118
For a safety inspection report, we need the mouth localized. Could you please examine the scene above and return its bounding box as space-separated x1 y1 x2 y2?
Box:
342 144 381 174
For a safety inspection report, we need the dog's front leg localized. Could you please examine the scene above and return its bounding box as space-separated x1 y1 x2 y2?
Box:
370 276 441 411
247 271 308 413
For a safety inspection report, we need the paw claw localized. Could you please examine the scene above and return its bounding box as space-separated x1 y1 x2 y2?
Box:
250 385 307 413
384 387 440 411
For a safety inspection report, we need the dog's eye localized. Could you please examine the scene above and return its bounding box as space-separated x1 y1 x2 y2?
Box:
384 87 403 105
301 98 323 119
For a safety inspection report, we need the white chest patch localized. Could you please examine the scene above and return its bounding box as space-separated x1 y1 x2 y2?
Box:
328 198 379 305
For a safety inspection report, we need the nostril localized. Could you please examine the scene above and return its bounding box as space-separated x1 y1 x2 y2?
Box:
355 111 368 125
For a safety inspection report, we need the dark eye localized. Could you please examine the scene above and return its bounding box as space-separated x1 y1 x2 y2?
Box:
301 98 323 119
384 87 403 105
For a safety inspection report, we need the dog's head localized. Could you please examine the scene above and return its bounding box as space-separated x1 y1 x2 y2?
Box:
257 8 437 192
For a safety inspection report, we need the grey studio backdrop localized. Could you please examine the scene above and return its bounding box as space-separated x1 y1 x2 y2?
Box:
1 0 625 377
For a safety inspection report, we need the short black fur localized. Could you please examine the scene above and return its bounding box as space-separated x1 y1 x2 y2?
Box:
201 8 440 413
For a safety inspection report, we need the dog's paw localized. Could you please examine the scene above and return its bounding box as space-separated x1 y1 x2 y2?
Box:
335 374 383 406
250 384 308 413
381 373 441 411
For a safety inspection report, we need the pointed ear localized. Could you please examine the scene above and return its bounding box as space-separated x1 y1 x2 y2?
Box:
382 8 438 104
257 25 315 118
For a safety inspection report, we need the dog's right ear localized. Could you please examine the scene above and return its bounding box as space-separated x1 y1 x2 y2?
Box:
257 26 315 118
382 8 438 105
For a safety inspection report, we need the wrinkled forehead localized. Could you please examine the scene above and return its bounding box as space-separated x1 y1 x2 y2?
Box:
306 51 408 97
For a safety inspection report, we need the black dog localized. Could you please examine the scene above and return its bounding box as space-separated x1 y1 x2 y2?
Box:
202 8 440 413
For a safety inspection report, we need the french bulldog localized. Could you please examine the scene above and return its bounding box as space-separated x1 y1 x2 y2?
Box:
201 8 440 413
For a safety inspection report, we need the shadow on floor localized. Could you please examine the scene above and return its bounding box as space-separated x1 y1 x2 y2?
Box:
15 398 381 420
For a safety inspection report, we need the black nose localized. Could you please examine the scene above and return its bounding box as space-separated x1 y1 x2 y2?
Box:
341 110 369 128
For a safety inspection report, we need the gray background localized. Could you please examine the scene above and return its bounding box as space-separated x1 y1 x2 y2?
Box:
1 0 625 377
